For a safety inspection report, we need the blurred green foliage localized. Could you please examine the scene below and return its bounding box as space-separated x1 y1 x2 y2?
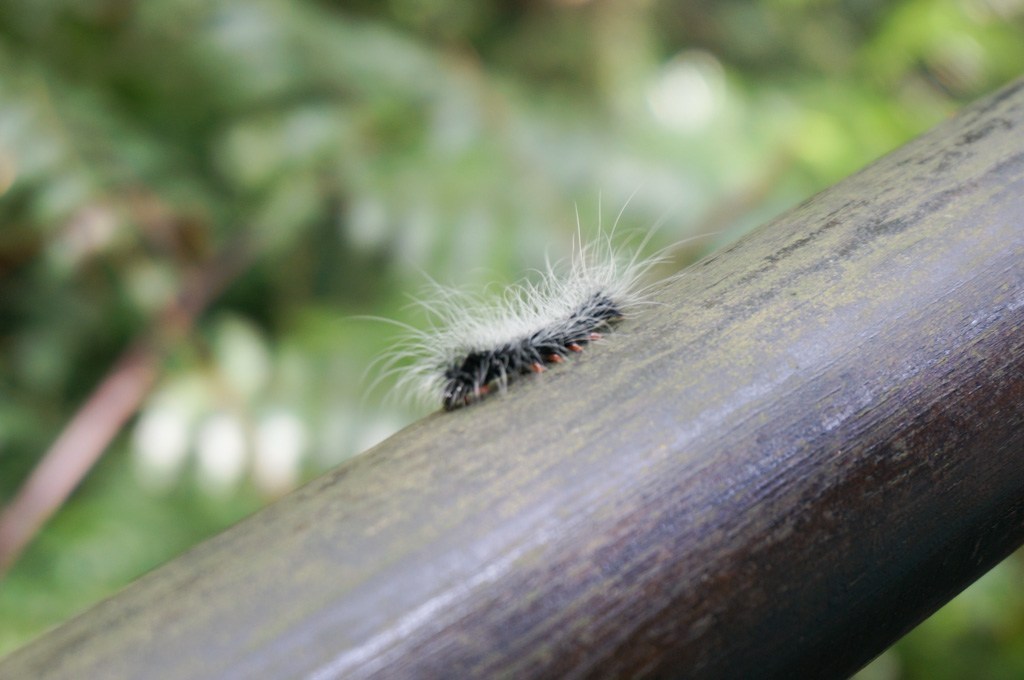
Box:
0 0 1022 674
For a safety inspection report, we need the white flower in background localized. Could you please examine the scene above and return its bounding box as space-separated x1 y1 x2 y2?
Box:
196 413 248 496
254 410 307 496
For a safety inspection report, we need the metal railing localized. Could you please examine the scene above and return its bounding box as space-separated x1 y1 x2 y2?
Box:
2 77 1023 680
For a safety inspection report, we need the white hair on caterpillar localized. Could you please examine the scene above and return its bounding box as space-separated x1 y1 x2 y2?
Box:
367 207 710 412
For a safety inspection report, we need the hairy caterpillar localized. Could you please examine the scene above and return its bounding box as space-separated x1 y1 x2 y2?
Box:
374 215 702 412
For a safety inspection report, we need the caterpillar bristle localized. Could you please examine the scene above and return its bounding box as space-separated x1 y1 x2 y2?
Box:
368 211 713 412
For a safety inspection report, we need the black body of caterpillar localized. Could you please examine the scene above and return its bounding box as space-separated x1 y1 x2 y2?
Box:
440 292 623 410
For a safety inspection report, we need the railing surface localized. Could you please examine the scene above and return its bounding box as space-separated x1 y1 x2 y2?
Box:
2 78 1023 680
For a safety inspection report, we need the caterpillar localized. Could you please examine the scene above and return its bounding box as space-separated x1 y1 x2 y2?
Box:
375 216 699 412
437 289 624 411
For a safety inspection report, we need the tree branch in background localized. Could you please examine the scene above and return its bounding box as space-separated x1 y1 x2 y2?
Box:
0 238 253 575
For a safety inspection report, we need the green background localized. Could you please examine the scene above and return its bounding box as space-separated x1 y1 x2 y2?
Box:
1 1 1022 676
